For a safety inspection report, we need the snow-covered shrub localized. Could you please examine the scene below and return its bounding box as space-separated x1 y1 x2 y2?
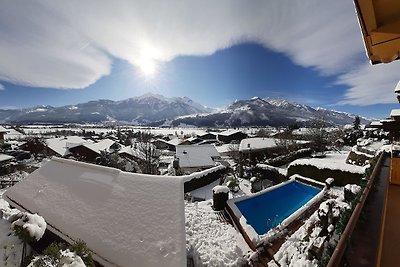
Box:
226 176 239 192
11 212 46 242
28 249 86 267
29 240 94 267
11 212 46 265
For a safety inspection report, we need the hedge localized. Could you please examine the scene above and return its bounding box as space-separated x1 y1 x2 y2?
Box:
287 165 363 186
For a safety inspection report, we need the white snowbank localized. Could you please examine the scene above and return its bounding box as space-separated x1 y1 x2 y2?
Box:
185 201 248 266
0 195 25 267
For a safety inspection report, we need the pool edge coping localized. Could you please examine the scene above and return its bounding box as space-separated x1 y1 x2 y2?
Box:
226 178 326 243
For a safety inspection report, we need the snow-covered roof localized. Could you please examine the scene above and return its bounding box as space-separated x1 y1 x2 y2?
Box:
176 144 219 168
3 158 186 267
395 80 400 93
215 144 233 154
218 129 245 136
167 138 183 146
81 139 116 154
46 136 89 156
4 128 25 140
369 121 383 126
0 126 8 133
390 109 400 117
239 138 277 152
380 119 395 123
239 137 309 152
118 145 146 160
0 154 14 163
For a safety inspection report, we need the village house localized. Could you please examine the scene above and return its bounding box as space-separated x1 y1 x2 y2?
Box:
68 138 118 163
197 132 218 141
217 129 248 144
0 126 8 144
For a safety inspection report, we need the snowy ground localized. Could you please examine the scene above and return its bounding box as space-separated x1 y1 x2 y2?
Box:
185 200 250 267
0 190 25 267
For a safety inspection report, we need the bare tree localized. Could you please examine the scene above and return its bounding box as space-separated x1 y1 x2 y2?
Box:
227 143 240 164
274 127 297 153
136 132 161 174
308 117 329 154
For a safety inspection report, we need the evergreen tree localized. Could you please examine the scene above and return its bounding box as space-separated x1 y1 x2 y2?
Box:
353 116 361 130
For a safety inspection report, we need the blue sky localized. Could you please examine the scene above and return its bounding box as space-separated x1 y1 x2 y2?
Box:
0 1 399 119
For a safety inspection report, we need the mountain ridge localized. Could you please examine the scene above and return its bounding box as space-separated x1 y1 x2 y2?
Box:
0 94 369 126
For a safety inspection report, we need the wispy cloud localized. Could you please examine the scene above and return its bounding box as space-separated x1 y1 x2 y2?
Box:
0 84 4 91
0 0 396 105
337 61 400 105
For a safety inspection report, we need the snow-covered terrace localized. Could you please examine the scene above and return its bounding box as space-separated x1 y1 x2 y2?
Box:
3 158 187 267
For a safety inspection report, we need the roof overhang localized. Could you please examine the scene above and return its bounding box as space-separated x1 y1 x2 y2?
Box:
354 0 400 64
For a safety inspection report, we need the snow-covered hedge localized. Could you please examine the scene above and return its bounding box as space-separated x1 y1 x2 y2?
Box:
183 165 226 193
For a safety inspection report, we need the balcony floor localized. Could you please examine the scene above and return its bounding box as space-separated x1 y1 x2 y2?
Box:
379 181 400 266
345 155 389 267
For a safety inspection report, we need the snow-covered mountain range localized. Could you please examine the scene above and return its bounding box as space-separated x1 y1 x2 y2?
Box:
0 93 212 124
171 97 369 127
0 94 368 126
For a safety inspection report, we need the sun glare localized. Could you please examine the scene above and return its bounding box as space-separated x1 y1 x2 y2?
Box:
139 57 156 77
138 50 158 78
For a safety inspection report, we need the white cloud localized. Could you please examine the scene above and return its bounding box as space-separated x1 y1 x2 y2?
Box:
0 84 4 91
0 0 396 105
337 61 400 105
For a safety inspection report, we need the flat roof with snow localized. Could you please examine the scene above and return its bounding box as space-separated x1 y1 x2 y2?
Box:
4 158 186 267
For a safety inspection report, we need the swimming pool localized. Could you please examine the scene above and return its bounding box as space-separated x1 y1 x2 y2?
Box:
233 180 321 235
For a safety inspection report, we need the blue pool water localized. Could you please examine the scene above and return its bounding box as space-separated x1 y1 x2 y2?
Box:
235 181 320 235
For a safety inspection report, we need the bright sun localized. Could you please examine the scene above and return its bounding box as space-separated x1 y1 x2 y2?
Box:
138 54 157 78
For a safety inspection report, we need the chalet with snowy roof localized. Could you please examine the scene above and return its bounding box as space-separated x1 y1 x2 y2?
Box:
46 136 89 157
0 126 8 144
175 144 220 174
217 130 248 144
366 121 383 129
197 132 217 141
378 109 400 141
3 158 186 267
185 136 203 145
68 139 118 162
